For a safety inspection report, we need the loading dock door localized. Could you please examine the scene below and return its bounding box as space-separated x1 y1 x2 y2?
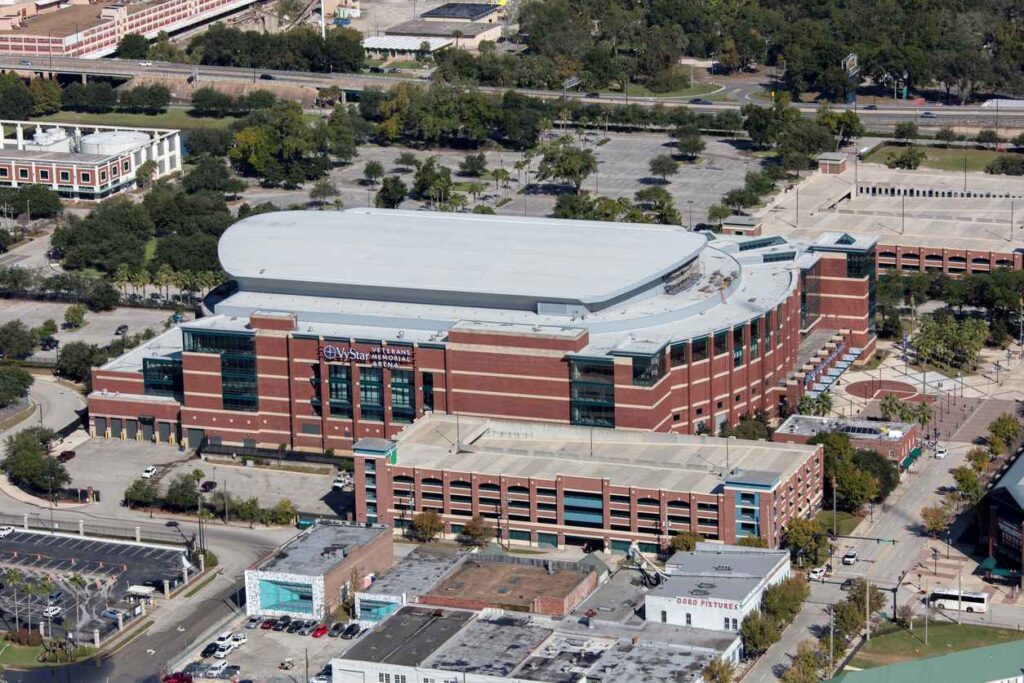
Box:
187 428 205 447
142 421 154 441
110 418 122 437
158 423 170 442
94 417 107 437
125 420 138 440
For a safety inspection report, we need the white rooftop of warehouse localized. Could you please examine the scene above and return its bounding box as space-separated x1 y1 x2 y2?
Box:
362 36 452 51
218 209 706 309
378 414 817 494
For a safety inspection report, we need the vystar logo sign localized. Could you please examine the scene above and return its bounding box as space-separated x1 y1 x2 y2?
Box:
319 344 413 369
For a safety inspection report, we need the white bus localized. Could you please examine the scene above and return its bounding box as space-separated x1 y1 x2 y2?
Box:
928 589 989 613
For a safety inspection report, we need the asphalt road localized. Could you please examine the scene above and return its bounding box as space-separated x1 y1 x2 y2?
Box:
2 55 1021 129
1 375 87 441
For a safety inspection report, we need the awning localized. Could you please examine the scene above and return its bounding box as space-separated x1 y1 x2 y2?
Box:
900 446 923 469
979 556 997 572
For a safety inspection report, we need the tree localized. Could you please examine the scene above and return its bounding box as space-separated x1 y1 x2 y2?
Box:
952 465 983 506
363 160 385 186
412 157 453 204
649 154 679 181
164 473 198 511
935 127 958 146
703 658 735 683
54 342 104 384
28 78 61 116
123 478 158 508
988 414 1020 448
135 160 158 188
116 33 150 59
967 447 989 474
913 402 933 431
459 515 493 546
458 152 488 177
1 428 67 494
736 536 768 548
410 510 443 542
782 640 826 683
920 503 953 538
535 138 598 192
0 320 35 360
64 304 86 330
814 392 833 417
0 73 34 120
893 121 918 145
707 204 731 228
182 158 245 195
976 129 1000 146
761 575 810 623
676 133 706 160
375 176 408 209
886 147 926 170
852 449 899 502
309 178 340 207
833 599 863 642
879 393 903 421
0 366 33 409
740 610 779 656
782 517 828 565
394 152 420 171
670 530 703 552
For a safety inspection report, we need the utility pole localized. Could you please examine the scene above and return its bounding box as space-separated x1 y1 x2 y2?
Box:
865 576 871 641
829 604 835 672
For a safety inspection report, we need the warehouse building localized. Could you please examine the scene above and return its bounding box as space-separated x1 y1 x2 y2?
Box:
0 120 181 199
351 413 823 550
774 414 920 467
243 521 392 621
88 209 875 452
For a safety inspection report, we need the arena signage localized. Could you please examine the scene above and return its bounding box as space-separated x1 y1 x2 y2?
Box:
319 344 414 369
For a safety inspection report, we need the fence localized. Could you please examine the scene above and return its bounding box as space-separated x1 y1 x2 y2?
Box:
198 440 351 468
0 511 185 547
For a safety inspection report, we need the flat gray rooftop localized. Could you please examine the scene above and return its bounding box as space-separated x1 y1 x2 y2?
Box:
342 606 473 666
570 568 650 624
388 414 817 494
0 148 114 163
666 544 788 578
363 545 465 598
218 209 705 310
423 614 553 678
385 19 497 36
776 414 913 442
420 2 499 19
580 640 713 683
253 522 388 576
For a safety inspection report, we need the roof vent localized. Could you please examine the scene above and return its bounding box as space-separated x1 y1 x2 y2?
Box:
691 589 710 596
714 565 732 572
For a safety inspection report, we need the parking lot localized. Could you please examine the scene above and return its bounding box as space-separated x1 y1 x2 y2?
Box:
175 612 358 682
0 299 181 352
0 530 188 641
65 438 345 517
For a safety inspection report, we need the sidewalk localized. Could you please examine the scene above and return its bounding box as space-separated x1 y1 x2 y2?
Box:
0 473 89 509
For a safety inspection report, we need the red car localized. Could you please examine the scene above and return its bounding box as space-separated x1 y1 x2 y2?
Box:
260 619 275 630
162 674 193 683
311 623 329 638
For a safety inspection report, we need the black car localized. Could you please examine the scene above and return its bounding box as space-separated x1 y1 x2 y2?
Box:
272 615 291 631
200 480 217 493
286 619 303 633
259 73 275 80
689 98 713 105
864 104 878 110
369 66 385 74
341 623 361 639
115 324 129 336
200 643 218 658
328 622 345 638
584 91 600 98
840 578 855 591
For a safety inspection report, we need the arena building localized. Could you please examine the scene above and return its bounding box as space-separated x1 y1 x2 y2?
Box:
87 209 875 451
0 120 180 199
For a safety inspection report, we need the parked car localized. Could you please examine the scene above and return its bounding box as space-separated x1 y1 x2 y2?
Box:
162 673 193 683
311 624 329 638
141 466 157 479
56 450 75 463
102 609 124 621
584 91 600 98
42 606 62 618
260 618 275 630
299 620 318 636
205 661 228 677
139 61 153 67
47 591 64 605
286 620 303 634
245 616 262 629
0 526 16 538
221 666 241 680
115 324 129 336
200 643 219 658
341 623 360 639
215 631 232 644
230 633 247 647
936 445 949 459
328 622 345 638
842 550 858 566
840 578 855 591
272 615 291 631
201 481 217 493
369 66 385 73
213 642 232 659
807 567 826 581
331 476 348 491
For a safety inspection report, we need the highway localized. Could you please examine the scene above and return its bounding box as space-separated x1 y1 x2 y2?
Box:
2 55 1023 128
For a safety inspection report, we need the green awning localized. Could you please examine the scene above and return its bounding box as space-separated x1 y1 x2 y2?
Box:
980 556 997 571
900 447 923 469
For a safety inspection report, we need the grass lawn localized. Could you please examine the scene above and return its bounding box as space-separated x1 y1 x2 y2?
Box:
143 237 157 264
849 623 1024 669
35 109 240 131
387 60 423 69
0 643 45 668
863 144 1014 172
816 509 865 537
600 83 719 99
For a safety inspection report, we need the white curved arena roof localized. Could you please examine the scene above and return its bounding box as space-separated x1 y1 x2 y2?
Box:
218 209 706 310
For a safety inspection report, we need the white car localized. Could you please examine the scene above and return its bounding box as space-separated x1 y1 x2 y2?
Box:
138 60 153 66
214 630 232 644
0 525 16 538
808 567 826 581
213 641 233 659
230 632 247 647
42 606 62 618
842 551 858 566
936 445 948 459
141 466 158 479
205 660 228 676
332 476 347 491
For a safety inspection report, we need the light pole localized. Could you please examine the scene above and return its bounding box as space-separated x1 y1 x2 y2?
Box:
687 200 693 230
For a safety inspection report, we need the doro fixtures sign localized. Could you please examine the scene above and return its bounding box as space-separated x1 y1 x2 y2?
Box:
319 344 414 368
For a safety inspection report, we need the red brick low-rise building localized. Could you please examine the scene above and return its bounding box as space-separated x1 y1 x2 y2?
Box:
774 414 920 467
350 414 824 551
87 209 876 452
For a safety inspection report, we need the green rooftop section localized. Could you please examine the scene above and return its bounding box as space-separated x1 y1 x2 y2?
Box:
832 632 1024 683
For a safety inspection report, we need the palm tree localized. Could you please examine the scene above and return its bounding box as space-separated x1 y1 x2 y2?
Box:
492 168 511 196
155 264 174 301
815 392 833 417
914 402 934 431
67 574 87 645
466 181 486 203
130 267 150 298
880 393 903 421
113 264 132 297
451 29 464 49
797 394 816 415
5 568 22 631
